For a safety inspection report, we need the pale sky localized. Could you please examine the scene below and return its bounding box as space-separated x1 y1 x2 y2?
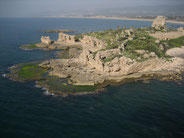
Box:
0 0 184 17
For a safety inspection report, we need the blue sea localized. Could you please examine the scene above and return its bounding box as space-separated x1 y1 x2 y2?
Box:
0 18 184 138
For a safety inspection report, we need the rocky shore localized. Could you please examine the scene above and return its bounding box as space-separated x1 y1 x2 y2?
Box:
7 16 184 96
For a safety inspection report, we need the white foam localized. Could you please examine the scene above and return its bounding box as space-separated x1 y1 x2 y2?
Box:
44 90 54 96
34 85 41 88
42 87 47 91
41 87 55 96
35 85 55 96
2 74 6 78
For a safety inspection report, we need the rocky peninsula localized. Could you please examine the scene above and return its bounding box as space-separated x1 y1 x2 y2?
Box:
8 16 184 96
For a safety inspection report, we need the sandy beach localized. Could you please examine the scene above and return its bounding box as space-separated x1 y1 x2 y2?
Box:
48 16 184 24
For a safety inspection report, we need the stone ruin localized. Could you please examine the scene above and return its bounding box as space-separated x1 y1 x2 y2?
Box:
152 16 167 30
41 36 52 44
57 33 75 43
80 35 107 50
178 27 184 32
40 33 108 50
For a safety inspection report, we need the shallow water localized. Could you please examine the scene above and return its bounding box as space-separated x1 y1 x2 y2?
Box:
0 18 184 138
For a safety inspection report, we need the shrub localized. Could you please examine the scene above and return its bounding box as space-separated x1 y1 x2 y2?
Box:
74 34 84 42
167 36 184 48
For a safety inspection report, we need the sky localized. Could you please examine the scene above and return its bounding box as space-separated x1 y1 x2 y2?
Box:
0 0 184 17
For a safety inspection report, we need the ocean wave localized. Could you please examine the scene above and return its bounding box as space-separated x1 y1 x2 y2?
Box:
43 89 54 96
34 84 55 96
42 87 47 91
2 74 6 78
34 84 41 88
40 87 54 96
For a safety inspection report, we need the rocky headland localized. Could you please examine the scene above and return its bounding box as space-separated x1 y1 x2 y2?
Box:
8 16 184 96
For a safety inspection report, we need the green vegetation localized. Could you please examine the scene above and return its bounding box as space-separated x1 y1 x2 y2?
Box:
167 36 184 48
9 26 184 95
74 34 84 42
124 29 165 60
8 62 99 95
101 54 122 63
87 27 169 61
8 62 49 82
37 77 98 94
20 43 39 49
18 65 47 78
102 57 114 63
126 37 164 58
123 51 140 60
87 29 124 49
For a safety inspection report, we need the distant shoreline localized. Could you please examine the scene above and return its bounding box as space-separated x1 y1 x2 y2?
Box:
47 16 184 24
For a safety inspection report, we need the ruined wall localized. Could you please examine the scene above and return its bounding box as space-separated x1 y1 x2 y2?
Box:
41 36 52 44
152 16 167 29
80 35 107 50
57 33 75 44
178 27 184 32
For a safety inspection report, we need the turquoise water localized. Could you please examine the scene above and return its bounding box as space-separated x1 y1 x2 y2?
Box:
0 18 184 138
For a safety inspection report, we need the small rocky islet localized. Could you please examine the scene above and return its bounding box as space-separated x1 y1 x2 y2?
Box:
7 16 184 96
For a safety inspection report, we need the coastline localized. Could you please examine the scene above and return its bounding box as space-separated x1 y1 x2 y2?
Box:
6 64 183 97
6 16 184 96
47 16 184 25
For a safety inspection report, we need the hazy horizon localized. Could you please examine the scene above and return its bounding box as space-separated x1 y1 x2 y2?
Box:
0 0 184 17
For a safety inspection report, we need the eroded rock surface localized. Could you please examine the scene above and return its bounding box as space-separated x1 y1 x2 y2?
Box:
150 30 184 40
40 47 184 86
166 46 184 58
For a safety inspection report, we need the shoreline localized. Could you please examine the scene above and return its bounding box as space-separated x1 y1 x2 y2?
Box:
47 16 184 25
6 66 183 97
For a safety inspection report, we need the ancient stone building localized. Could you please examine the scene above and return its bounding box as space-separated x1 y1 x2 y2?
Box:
178 27 184 32
80 35 107 50
41 36 52 44
57 33 75 43
152 16 167 30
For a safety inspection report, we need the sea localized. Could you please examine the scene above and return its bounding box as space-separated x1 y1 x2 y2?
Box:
0 18 184 138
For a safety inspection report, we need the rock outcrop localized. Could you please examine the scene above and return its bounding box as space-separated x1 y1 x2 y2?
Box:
166 46 184 58
152 16 167 30
57 33 75 44
41 36 52 44
178 27 184 32
150 31 184 40
40 47 184 86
